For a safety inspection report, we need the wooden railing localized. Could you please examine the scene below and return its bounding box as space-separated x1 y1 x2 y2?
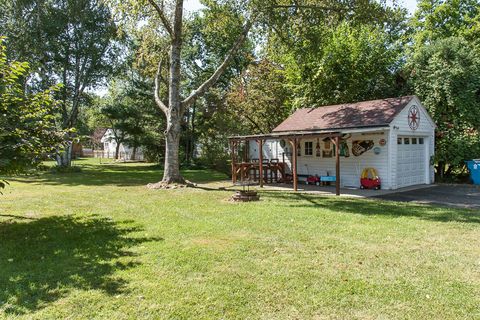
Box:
232 160 287 184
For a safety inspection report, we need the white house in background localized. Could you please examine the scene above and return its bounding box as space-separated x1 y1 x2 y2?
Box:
99 128 144 161
231 95 436 190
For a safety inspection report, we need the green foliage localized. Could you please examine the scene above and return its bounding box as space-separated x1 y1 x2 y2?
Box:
99 74 164 161
411 0 480 47
295 22 403 106
226 59 292 134
0 0 121 129
0 37 65 181
410 37 480 172
262 1 407 107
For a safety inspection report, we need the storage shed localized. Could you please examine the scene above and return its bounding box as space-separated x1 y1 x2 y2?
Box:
229 95 435 194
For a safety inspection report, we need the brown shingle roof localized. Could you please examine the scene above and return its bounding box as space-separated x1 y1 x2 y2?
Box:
273 96 415 132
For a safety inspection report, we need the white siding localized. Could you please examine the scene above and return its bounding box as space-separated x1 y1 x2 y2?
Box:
249 132 392 189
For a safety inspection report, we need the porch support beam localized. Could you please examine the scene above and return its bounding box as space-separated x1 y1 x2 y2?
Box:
335 136 340 196
231 141 236 184
258 139 264 187
288 138 298 192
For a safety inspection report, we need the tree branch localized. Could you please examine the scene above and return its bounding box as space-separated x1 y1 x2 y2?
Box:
154 56 168 115
147 0 173 38
181 19 254 111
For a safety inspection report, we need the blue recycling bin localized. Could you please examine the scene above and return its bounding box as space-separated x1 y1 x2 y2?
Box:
466 159 480 185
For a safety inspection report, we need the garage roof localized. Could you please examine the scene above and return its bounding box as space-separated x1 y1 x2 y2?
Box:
273 96 415 132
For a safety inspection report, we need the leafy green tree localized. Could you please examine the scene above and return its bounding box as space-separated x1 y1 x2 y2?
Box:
295 22 403 106
411 0 480 47
100 77 162 160
261 1 408 107
0 38 65 189
410 37 480 177
226 59 292 134
0 0 121 166
113 0 254 185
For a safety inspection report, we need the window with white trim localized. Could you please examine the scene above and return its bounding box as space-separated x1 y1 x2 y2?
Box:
304 141 313 156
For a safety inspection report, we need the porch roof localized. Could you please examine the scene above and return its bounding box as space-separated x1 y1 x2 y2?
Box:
228 124 389 142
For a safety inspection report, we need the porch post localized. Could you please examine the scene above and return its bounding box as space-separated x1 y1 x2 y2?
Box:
258 139 264 187
293 138 298 192
335 136 340 196
231 141 236 184
243 141 247 162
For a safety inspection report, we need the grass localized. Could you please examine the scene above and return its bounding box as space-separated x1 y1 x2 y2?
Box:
0 158 479 319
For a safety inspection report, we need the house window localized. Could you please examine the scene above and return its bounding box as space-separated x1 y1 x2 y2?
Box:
412 138 417 144
397 138 402 144
304 141 313 156
419 138 424 144
404 138 410 144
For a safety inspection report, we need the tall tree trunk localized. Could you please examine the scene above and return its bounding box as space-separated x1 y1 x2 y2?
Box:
162 0 185 184
56 143 72 167
163 119 183 183
115 142 121 160
131 145 137 161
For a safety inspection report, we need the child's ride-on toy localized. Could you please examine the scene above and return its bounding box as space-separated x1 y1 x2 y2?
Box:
360 168 381 190
306 175 320 186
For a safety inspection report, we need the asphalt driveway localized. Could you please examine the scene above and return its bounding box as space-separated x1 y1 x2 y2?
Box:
374 184 480 210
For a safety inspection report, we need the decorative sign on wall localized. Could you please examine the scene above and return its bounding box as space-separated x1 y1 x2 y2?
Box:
297 142 301 157
316 138 321 157
379 138 386 146
325 139 331 149
352 140 374 156
339 141 350 157
408 105 420 130
373 147 381 155
322 150 333 158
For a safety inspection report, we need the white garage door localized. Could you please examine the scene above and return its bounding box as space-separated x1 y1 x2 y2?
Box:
397 136 426 188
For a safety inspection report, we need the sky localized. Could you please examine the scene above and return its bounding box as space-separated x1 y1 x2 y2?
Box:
184 0 419 15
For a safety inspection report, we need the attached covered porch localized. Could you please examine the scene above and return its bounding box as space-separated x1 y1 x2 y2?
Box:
229 131 343 195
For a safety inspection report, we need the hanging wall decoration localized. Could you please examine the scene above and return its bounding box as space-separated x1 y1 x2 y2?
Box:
322 150 333 158
339 141 350 157
322 137 333 158
316 138 321 157
324 138 331 150
297 142 301 156
352 140 374 156
408 105 420 130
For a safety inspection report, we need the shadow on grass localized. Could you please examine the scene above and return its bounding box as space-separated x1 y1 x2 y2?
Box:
7 162 228 187
262 192 480 224
0 214 162 315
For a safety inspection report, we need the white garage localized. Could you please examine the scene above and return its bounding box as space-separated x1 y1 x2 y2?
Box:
230 95 435 193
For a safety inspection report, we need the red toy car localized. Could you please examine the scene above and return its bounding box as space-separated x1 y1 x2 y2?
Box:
360 168 381 190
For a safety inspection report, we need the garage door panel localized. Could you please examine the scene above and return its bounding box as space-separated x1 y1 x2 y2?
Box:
397 136 426 188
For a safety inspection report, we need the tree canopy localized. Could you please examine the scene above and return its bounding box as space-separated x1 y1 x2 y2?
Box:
0 37 65 188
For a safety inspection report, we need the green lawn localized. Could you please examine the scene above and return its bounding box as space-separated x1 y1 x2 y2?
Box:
1 159 479 319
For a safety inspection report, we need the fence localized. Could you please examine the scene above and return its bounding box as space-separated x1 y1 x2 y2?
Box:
93 150 144 161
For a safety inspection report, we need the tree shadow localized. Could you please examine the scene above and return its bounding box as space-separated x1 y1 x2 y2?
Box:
7 163 227 187
0 214 162 315
261 192 480 224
